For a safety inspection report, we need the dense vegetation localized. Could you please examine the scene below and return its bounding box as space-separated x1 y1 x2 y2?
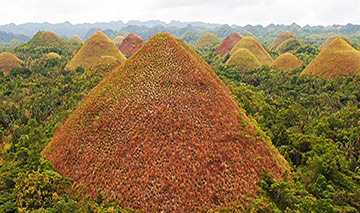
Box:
199 44 360 212
0 26 360 212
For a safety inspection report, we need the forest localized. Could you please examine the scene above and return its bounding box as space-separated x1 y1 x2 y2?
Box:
0 20 360 212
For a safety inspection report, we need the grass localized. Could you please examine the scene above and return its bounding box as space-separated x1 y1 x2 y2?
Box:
113 36 125 46
65 31 126 71
87 55 121 78
320 35 341 50
271 53 301 71
118 33 143 57
43 52 61 59
216 33 242 55
42 32 287 212
276 38 302 54
269 31 296 50
230 36 273 65
225 48 261 71
302 37 360 79
71 35 84 43
193 32 221 50
0 52 23 74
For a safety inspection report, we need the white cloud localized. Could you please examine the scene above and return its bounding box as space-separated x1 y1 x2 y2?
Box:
0 0 359 26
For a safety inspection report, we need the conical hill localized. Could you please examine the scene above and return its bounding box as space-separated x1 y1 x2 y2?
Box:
65 31 126 70
302 38 360 79
194 32 221 50
269 31 296 50
118 33 144 57
230 36 273 65
225 48 261 71
216 33 242 55
87 55 121 78
275 38 302 54
71 35 84 43
113 36 125 46
0 52 23 74
42 33 288 212
271 53 302 71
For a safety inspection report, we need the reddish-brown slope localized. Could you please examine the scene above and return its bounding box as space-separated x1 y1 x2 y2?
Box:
216 33 243 55
118 33 144 57
42 33 287 212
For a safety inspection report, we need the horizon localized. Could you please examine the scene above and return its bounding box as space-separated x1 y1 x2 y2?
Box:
1 0 360 27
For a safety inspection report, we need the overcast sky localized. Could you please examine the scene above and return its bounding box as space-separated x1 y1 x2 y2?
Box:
1 0 360 26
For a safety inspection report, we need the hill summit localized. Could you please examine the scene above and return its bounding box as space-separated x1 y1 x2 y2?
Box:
0 52 23 74
194 32 221 50
216 33 242 55
302 38 360 79
42 33 288 212
231 36 273 65
269 31 296 50
271 53 301 71
118 33 144 57
65 31 126 70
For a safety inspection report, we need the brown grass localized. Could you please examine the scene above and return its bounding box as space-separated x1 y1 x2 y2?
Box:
225 48 261 71
194 32 221 50
269 31 296 50
71 35 84 43
271 53 301 71
43 52 61 59
113 36 125 46
65 31 126 70
302 38 360 79
42 32 287 212
320 35 341 50
216 33 242 55
118 33 143 57
230 36 273 65
0 52 23 74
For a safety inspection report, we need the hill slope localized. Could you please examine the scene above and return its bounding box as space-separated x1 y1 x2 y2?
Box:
302 38 360 79
269 31 296 50
271 53 301 71
230 36 273 65
216 33 242 55
65 31 126 70
118 33 143 57
42 33 287 212
0 52 23 74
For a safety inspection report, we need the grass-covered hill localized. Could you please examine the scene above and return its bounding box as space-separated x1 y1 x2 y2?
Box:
215 33 242 55
113 35 124 47
65 31 126 71
0 52 23 74
230 36 273 65
118 33 143 57
269 31 296 50
302 38 360 79
15 31 70 59
194 32 221 50
271 52 302 71
225 48 261 72
42 32 288 212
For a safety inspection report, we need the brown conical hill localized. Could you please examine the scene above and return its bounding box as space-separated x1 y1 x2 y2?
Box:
271 53 302 71
320 35 341 50
225 48 261 71
113 36 125 46
231 36 273 65
65 31 126 70
118 33 143 57
269 31 296 50
302 38 360 79
0 52 23 74
71 35 84 43
194 32 221 50
42 33 288 212
216 33 243 55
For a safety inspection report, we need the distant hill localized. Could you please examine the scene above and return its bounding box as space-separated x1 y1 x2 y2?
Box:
302 38 360 79
0 52 23 74
216 33 242 55
0 30 28 43
271 53 302 71
225 48 261 71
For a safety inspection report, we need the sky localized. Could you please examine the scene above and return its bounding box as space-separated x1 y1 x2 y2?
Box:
1 0 360 26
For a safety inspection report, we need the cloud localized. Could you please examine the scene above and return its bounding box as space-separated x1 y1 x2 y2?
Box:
0 0 359 26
